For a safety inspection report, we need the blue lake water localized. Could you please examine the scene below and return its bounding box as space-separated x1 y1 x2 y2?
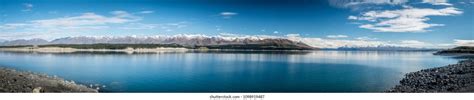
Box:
0 51 462 92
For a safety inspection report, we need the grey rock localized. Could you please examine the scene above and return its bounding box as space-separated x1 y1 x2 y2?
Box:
0 67 97 93
387 59 474 92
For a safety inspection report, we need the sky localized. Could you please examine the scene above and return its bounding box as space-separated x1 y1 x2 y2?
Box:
0 0 473 48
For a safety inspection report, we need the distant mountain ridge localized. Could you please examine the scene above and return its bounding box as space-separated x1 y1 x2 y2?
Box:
0 35 315 50
331 46 440 51
0 38 49 46
0 35 446 51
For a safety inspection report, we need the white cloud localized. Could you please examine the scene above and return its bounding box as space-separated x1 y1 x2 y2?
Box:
220 12 238 18
220 12 238 16
0 23 30 29
286 34 445 48
329 0 408 10
0 11 146 39
329 0 408 7
400 40 425 44
120 22 188 31
286 34 300 37
121 23 157 30
290 37 388 48
409 39 474 48
273 31 279 34
296 37 438 48
454 39 474 46
0 32 64 40
139 10 154 14
166 21 188 28
327 35 348 38
48 11 58 14
22 3 33 12
30 11 140 29
219 33 239 37
437 43 456 48
348 16 358 20
422 0 452 6
350 7 463 32
330 0 453 9
355 36 377 40
110 10 139 19
287 34 387 48
60 26 110 30
397 40 433 47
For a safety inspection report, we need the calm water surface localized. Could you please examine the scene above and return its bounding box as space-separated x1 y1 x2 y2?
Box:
0 51 461 92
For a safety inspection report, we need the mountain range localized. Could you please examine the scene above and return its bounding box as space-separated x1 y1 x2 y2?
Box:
0 35 440 51
0 35 315 50
331 46 440 51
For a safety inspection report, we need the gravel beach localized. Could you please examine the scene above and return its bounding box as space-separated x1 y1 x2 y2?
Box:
388 59 474 92
0 67 97 93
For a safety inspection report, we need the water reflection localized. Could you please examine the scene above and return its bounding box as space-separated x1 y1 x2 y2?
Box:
0 50 461 92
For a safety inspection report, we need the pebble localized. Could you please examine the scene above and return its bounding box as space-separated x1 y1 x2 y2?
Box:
0 67 98 93
32 87 42 93
387 59 474 92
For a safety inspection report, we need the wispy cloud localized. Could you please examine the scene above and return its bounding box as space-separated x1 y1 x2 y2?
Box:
0 32 64 40
329 0 453 9
349 7 462 32
0 10 147 40
328 0 408 10
139 10 154 14
22 3 34 12
32 12 140 28
355 36 377 40
286 34 453 48
329 0 408 7
0 23 30 30
454 39 474 46
1 11 142 30
286 34 300 37
422 0 452 6
288 35 388 48
120 21 188 31
120 23 157 30
273 31 279 34
0 10 194 39
398 40 432 47
219 12 238 18
327 35 348 38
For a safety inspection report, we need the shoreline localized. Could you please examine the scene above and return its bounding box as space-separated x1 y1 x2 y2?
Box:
0 47 188 53
0 67 97 93
387 59 474 92
433 53 474 56
0 47 315 53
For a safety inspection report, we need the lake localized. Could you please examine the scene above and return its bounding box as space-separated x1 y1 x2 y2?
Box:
0 50 461 92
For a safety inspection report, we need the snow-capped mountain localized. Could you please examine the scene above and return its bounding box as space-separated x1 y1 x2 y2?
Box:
332 45 439 51
47 35 291 46
0 35 315 50
0 38 49 46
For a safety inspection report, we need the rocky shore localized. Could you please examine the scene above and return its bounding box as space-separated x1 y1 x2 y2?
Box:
0 67 97 93
0 47 188 53
388 59 474 92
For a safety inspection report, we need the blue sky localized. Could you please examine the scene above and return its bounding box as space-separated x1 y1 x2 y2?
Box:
0 0 473 48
